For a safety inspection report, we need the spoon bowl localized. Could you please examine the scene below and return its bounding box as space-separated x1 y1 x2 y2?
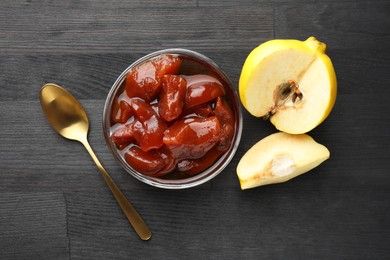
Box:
40 83 151 240
40 84 89 141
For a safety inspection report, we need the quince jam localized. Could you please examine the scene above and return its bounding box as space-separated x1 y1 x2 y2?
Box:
110 54 235 179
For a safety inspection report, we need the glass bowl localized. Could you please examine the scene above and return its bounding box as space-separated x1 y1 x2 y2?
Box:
103 49 243 189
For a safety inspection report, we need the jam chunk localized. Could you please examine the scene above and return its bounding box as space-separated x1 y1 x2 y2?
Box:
125 146 166 176
163 116 221 160
130 99 167 151
125 61 160 102
125 55 181 102
111 97 133 124
184 81 225 110
177 147 223 175
182 103 213 118
111 120 143 149
153 55 182 78
158 75 187 122
125 146 175 177
111 124 136 150
213 97 235 151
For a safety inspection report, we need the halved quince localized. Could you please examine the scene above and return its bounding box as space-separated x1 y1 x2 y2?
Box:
239 37 337 134
237 132 329 190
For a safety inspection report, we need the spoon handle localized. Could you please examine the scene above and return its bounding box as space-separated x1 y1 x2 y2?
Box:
81 139 152 241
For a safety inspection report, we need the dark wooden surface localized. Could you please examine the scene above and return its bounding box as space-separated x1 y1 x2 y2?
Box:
1 0 389 259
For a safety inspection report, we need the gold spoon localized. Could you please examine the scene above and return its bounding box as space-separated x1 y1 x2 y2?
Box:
40 83 152 241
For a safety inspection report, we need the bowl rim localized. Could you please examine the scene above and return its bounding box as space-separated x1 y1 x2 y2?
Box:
103 48 243 189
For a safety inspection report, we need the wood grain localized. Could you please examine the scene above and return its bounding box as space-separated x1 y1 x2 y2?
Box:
0 192 69 259
198 0 388 6
274 2 390 50
69 187 389 259
1 49 389 101
0 51 249 101
0 3 273 54
1 0 390 259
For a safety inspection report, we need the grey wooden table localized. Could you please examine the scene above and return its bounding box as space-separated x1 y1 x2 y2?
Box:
1 0 389 259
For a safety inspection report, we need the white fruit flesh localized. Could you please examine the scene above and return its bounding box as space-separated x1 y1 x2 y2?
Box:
271 54 334 133
237 132 330 190
239 37 337 134
244 48 315 117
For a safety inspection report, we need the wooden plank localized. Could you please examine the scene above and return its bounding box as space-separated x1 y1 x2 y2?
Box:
0 192 69 259
1 91 389 193
274 2 390 50
0 50 248 101
2 0 197 7
0 5 273 54
67 188 390 259
0 99 214 193
1 48 389 101
328 49 390 95
0 99 145 192
198 0 387 6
